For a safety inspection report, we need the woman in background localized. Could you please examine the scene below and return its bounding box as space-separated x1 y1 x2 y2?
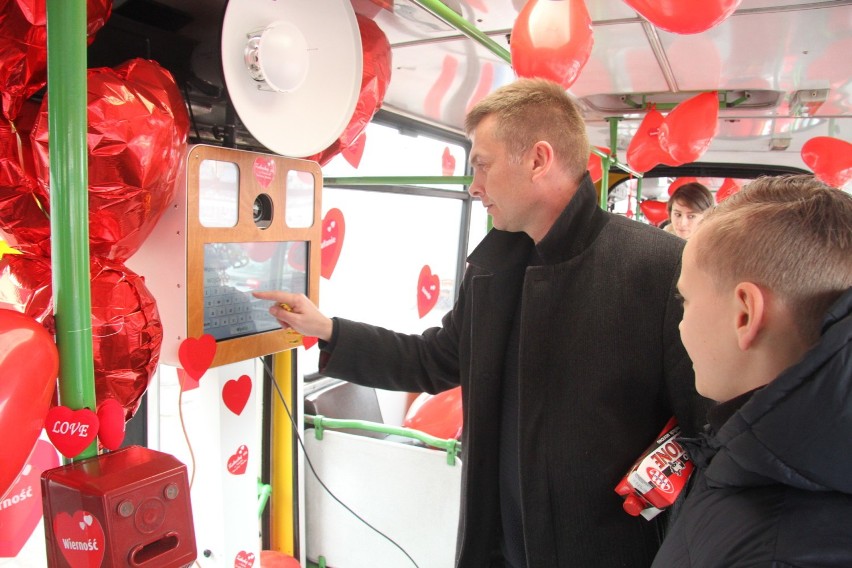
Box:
666 182 714 239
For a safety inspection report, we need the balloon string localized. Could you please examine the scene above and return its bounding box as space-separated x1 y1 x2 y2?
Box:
92 318 125 338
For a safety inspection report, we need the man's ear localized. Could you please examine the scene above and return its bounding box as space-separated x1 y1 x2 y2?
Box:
734 282 766 350
529 140 554 180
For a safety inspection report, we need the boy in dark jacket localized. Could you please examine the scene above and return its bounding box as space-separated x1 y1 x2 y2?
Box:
652 174 852 567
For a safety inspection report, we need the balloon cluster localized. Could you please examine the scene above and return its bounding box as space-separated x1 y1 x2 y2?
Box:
0 2 190 426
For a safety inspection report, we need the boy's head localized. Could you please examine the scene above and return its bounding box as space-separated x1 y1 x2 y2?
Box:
678 175 852 402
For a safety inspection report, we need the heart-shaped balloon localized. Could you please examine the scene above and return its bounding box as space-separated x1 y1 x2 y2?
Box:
623 0 743 34
801 136 852 189
417 265 440 318
715 178 741 202
658 91 720 164
587 146 611 183
403 386 463 441
0 309 58 500
510 0 594 89
668 177 699 196
96 398 126 451
627 108 682 173
31 58 189 261
639 200 669 226
44 406 99 459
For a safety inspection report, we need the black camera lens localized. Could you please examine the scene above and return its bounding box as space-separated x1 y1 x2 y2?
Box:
253 193 273 229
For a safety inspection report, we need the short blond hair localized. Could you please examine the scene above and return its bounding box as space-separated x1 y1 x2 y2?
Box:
694 174 852 343
465 78 590 182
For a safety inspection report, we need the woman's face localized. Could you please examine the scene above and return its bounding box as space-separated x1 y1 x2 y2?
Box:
670 200 706 239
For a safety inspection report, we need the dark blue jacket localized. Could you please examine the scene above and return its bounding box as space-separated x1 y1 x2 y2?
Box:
652 287 852 567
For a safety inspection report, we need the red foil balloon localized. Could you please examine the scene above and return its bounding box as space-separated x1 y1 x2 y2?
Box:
623 0 742 34
305 14 391 166
0 308 58 501
0 250 53 322
0 0 112 121
658 91 719 164
801 136 852 189
90 257 162 420
510 0 594 89
0 99 50 254
31 58 190 261
639 200 669 226
403 387 463 441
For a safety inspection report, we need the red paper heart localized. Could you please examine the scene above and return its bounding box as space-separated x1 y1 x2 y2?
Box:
417 265 440 319
342 132 367 169
0 439 59 557
227 445 249 475
178 334 216 381
52 510 106 568
44 407 99 459
302 336 318 350
235 550 257 568
96 399 126 451
321 208 345 280
253 157 275 189
223 375 252 416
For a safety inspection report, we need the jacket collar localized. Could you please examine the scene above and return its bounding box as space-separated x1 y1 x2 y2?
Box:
467 173 606 272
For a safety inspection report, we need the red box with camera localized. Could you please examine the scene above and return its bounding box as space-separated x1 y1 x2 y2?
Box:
41 445 196 568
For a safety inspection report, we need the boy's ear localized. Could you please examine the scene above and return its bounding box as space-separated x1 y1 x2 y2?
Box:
734 282 766 351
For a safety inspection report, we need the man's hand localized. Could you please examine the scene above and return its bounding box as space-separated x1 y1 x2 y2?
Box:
252 291 334 342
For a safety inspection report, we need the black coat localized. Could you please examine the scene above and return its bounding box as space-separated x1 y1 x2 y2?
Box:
321 175 711 567
652 288 852 568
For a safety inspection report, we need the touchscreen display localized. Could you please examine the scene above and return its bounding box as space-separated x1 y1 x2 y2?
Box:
203 241 308 341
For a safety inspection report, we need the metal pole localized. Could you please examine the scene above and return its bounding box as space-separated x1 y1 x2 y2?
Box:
409 0 512 63
46 0 98 460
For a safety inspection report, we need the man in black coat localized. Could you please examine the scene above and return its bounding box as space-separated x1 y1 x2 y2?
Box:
653 175 852 567
256 78 710 567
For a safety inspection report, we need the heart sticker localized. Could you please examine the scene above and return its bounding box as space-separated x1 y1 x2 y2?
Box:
52 510 106 568
321 208 345 280
227 445 249 475
0 439 59 557
96 399 126 451
222 375 252 416
253 157 276 189
417 265 440 318
235 550 256 568
178 334 216 381
44 407 99 459
442 146 456 176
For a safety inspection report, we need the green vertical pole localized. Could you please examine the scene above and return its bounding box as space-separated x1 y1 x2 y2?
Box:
47 0 97 460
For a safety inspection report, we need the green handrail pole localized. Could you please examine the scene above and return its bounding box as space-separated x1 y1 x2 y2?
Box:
47 0 98 460
409 0 512 64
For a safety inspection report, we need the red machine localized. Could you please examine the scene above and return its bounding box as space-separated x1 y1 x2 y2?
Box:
41 446 196 567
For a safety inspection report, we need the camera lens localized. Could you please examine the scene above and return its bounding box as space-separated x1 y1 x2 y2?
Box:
253 193 273 229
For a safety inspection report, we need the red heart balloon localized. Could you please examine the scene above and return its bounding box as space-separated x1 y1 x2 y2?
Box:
658 91 720 164
668 177 698 196
801 136 852 189
627 108 682 173
96 398 126 451
587 146 611 183
403 386 463 441
0 309 58 500
623 0 743 34
178 334 217 381
510 0 594 89
31 58 189 261
639 200 669 226
321 208 345 280
715 178 741 202
223 375 253 416
417 265 440 319
0 439 59 556
44 406 99 459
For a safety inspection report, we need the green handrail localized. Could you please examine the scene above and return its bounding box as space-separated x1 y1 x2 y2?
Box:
324 175 472 186
305 414 461 466
409 0 512 64
47 0 97 460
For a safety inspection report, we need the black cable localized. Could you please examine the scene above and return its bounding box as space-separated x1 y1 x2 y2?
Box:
261 357 420 568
